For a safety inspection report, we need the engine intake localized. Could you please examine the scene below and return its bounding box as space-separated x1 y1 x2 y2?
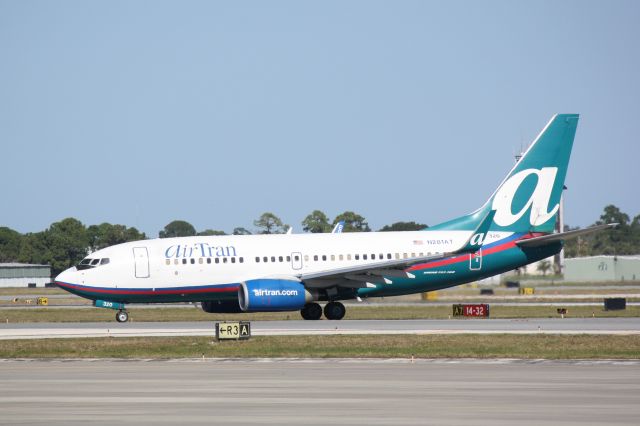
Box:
239 279 313 312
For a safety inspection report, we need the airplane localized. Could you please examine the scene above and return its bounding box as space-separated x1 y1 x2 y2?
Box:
55 114 616 322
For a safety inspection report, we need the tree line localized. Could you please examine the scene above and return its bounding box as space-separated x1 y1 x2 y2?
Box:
0 205 637 276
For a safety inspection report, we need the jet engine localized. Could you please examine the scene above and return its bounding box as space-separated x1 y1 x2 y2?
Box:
239 279 315 312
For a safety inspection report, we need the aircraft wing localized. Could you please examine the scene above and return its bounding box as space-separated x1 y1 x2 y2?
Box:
515 223 618 248
298 210 495 286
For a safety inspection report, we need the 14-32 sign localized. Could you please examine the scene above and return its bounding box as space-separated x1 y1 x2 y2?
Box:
452 304 490 318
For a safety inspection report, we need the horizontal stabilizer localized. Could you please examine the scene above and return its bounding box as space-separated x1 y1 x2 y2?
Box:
515 223 618 248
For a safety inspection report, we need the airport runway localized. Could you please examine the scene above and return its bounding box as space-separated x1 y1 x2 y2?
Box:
1 318 639 339
0 359 638 425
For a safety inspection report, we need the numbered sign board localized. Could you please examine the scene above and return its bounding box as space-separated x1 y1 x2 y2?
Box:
216 321 251 340
452 304 490 318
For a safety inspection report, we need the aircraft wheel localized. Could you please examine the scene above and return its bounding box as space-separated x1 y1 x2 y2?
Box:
116 310 129 323
323 302 346 320
300 303 322 320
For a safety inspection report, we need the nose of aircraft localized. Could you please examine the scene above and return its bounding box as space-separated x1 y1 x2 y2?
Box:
55 266 77 285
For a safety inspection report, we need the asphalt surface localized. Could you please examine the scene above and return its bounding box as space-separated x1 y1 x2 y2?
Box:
0 359 638 425
1 318 639 339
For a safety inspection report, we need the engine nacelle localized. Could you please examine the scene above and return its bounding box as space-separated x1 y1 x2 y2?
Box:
201 300 243 313
239 279 312 312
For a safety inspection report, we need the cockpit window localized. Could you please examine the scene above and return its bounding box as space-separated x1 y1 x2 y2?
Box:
77 257 110 270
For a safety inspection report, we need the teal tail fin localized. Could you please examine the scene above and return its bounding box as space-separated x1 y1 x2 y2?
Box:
429 114 579 234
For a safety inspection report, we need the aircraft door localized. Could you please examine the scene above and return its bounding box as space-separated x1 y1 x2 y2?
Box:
133 247 150 278
291 252 303 270
469 249 482 271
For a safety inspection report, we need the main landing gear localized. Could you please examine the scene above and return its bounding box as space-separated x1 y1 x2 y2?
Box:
300 302 346 320
115 310 129 323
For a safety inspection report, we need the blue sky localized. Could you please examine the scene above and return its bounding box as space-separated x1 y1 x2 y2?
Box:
1 0 638 236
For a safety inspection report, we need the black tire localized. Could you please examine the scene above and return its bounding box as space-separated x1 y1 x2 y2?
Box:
323 302 346 320
300 303 323 320
116 310 129 323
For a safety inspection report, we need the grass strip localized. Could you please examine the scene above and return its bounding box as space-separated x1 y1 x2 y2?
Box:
1 305 639 323
1 334 639 359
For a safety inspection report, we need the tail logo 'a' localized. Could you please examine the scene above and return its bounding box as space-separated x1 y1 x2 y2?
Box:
491 167 559 227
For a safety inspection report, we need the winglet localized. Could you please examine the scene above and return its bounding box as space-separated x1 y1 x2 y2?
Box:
457 210 496 254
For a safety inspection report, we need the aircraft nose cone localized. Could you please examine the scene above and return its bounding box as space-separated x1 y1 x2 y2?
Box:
55 267 77 285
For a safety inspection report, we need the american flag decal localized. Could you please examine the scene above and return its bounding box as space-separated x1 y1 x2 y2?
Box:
413 240 423 245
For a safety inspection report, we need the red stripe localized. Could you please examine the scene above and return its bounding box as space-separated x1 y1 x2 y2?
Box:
56 281 239 296
407 235 540 272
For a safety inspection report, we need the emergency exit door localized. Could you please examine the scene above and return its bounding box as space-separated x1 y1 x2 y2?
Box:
133 247 150 278
469 249 482 271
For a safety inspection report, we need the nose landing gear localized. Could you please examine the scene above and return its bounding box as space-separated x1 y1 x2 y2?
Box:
116 310 129 323
94 300 129 322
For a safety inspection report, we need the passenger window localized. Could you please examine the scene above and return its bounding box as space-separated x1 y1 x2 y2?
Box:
419 252 424 257
223 258 228 263
279 256 283 262
190 258 195 264
403 253 408 259
240 257 244 263
215 258 220 264
165 259 170 266
294 255 299 261
331 255 335 261
263 257 268 262
411 253 416 258
304 255 309 261
182 259 187 265
347 254 352 261
339 254 344 261
355 254 360 260
255 257 260 263
101 258 110 265
363 254 368 260
387 253 392 259
271 256 275 262
231 257 236 263
286 256 291 262
199 258 203 264
207 258 211 264
322 255 327 261
314 255 318 261
395 253 400 260
174 259 179 265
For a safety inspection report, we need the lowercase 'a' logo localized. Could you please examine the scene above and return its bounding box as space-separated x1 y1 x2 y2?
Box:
492 167 559 227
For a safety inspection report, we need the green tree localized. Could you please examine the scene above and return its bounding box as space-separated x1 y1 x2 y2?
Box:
0 227 22 262
43 218 89 275
87 223 146 251
332 211 371 232
254 212 287 234
159 220 196 238
302 210 331 233
232 227 252 235
18 232 49 266
197 229 226 236
379 221 428 232
536 259 551 276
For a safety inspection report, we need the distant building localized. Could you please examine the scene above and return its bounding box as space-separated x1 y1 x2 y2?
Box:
564 256 640 282
0 263 51 287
